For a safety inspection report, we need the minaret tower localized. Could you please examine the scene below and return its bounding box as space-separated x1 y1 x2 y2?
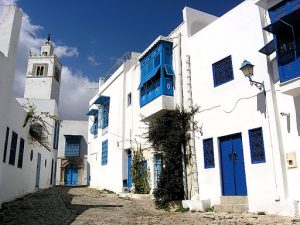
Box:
24 34 62 104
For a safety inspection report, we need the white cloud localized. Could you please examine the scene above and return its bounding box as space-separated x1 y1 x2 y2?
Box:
9 2 96 120
87 55 101 66
54 45 79 58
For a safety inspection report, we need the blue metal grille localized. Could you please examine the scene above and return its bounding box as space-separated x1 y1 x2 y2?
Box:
65 136 80 157
248 127 266 164
53 121 60 149
203 138 215 168
212 55 234 87
102 140 108 165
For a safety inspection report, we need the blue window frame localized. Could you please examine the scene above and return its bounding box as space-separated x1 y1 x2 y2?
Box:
17 138 25 168
2 127 9 163
154 154 162 186
53 121 60 149
65 136 81 157
248 127 266 164
203 138 215 168
212 55 234 87
100 98 110 129
9 131 18 166
101 140 108 165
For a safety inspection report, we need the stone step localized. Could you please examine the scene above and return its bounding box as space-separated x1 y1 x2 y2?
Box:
214 204 249 213
220 196 248 205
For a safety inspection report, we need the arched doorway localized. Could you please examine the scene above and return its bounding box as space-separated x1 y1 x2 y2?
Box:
65 163 78 186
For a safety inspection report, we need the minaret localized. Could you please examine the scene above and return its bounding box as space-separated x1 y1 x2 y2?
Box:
24 34 62 104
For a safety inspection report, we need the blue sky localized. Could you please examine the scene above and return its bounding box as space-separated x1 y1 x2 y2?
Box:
17 0 243 82
1 0 244 120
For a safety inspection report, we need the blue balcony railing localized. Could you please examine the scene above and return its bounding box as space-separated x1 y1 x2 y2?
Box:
278 47 300 82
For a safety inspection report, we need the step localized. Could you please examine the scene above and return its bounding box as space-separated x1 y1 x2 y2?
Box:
220 196 248 205
214 204 248 213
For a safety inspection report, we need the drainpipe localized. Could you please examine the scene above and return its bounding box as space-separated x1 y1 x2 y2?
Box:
176 32 188 200
186 55 199 198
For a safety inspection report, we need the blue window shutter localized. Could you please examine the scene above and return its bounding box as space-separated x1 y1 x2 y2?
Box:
212 55 234 87
9 131 18 166
203 138 215 168
65 136 81 157
53 121 60 149
2 127 10 163
248 127 266 164
101 140 108 165
17 138 25 168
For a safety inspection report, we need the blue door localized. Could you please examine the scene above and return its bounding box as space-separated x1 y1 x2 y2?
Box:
65 163 78 186
127 152 132 188
35 153 41 187
219 133 247 196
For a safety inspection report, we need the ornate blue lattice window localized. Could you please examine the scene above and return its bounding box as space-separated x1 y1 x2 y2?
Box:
87 108 99 138
65 136 81 157
100 98 110 129
248 127 266 164
212 55 234 87
138 40 175 107
101 140 108 165
203 138 215 169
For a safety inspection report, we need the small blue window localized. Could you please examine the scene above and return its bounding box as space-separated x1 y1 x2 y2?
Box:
53 121 60 149
203 138 215 168
65 136 81 157
9 131 18 166
248 127 266 164
212 55 234 87
17 138 25 168
101 140 108 165
2 127 10 163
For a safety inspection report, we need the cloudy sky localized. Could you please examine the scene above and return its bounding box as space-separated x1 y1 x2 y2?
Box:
1 0 243 120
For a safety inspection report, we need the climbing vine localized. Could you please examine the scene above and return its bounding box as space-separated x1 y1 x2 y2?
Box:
145 106 199 208
130 144 150 194
22 102 60 151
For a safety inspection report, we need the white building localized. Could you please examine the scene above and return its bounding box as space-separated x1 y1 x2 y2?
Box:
0 5 59 206
87 0 300 216
56 120 88 186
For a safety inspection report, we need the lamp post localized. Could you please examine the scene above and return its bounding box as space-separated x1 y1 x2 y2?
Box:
240 60 265 94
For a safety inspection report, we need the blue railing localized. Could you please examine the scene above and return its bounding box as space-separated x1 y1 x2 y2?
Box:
277 47 300 82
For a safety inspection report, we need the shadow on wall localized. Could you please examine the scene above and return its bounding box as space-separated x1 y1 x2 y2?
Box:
257 92 266 115
293 96 300 136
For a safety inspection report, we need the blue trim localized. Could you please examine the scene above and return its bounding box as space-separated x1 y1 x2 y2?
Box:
259 40 276 56
92 95 110 105
101 140 108 165
248 127 266 164
86 109 98 116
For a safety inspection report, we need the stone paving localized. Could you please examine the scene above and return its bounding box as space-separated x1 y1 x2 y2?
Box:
0 186 299 225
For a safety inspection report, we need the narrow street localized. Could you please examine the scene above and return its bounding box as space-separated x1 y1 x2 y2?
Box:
0 186 299 225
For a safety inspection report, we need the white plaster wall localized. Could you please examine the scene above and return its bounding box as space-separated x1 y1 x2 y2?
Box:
188 0 295 215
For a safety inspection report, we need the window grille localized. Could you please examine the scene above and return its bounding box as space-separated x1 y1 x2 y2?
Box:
17 138 25 168
248 127 266 163
2 127 9 163
203 138 215 168
101 140 108 165
212 55 234 87
9 131 18 166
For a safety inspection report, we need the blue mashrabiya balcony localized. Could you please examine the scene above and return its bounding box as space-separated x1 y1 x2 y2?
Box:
138 39 175 107
262 0 300 86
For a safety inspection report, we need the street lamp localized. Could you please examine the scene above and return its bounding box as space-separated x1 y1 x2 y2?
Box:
240 60 265 94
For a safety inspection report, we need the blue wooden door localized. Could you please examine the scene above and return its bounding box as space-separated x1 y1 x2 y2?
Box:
65 163 78 186
219 134 247 196
35 153 41 187
127 152 132 188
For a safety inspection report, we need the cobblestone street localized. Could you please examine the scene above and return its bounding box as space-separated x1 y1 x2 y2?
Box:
0 187 299 225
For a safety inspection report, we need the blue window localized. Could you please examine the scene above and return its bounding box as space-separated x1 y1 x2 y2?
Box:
17 138 25 168
9 131 18 166
138 41 175 107
65 136 81 157
100 98 110 129
2 127 9 163
154 154 162 186
248 127 266 164
127 93 132 106
53 121 60 149
101 140 108 165
203 138 215 168
212 55 234 87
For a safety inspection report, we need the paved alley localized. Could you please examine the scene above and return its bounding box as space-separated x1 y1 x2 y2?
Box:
0 186 299 225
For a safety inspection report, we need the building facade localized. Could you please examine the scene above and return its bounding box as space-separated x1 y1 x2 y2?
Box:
87 0 300 216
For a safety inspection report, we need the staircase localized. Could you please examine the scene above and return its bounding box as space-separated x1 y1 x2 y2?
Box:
214 196 248 213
